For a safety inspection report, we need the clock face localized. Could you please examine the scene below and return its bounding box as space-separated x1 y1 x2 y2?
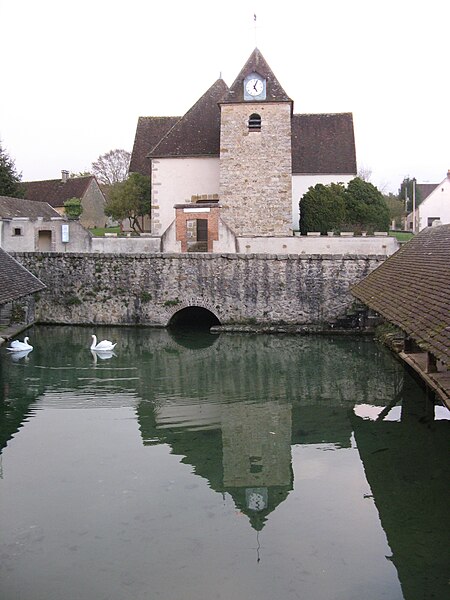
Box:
245 78 264 97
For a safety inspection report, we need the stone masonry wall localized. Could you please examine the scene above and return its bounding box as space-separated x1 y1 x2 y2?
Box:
220 103 292 236
14 253 384 327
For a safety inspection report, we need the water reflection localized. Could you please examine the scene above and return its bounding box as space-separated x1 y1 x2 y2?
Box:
0 325 448 600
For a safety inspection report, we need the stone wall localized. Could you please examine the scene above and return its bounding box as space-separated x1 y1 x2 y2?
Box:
220 103 292 236
14 252 385 327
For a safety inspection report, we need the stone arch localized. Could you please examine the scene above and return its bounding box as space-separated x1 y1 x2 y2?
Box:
165 297 222 329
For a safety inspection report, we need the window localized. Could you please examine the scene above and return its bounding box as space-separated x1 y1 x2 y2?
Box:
248 113 261 131
427 217 440 226
13 227 22 236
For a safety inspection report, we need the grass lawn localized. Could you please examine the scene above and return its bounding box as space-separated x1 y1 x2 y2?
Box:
89 226 121 237
389 231 414 242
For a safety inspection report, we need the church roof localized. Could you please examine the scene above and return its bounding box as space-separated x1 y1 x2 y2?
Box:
129 50 356 175
222 47 292 104
129 116 180 174
292 113 357 174
148 79 229 158
20 176 94 208
352 224 450 367
0 248 46 304
0 196 61 220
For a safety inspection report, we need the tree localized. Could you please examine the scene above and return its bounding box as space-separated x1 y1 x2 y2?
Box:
105 173 150 233
299 183 346 234
398 177 421 212
64 197 83 220
299 177 390 234
0 142 23 197
384 193 405 229
91 149 131 185
343 177 390 233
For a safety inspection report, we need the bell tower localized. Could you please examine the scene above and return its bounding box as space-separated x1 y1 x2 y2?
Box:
219 48 293 237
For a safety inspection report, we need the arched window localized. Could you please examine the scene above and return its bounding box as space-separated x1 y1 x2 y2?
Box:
248 113 261 131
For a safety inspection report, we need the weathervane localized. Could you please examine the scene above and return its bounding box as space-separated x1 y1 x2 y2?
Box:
254 13 258 47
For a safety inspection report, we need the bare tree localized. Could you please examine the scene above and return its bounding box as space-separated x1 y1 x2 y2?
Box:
91 149 131 185
357 164 372 182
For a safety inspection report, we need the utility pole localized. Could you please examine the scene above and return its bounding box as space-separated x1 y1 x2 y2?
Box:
412 178 416 233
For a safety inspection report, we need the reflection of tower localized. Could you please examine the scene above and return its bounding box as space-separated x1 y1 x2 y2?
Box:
221 401 293 529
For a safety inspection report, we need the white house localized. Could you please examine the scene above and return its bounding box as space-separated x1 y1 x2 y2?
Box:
407 170 450 232
130 48 357 251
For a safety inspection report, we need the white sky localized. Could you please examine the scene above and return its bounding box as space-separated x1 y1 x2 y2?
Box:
0 0 449 193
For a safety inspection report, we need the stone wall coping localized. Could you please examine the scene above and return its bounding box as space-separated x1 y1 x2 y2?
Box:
12 251 387 261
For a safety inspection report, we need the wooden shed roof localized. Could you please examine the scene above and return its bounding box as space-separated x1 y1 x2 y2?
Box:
352 225 450 366
0 248 46 303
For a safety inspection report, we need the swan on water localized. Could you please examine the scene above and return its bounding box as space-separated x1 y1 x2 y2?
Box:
7 337 33 352
10 348 33 362
91 349 115 363
90 334 116 351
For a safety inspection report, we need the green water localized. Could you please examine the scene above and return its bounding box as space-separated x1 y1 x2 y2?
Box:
0 325 448 600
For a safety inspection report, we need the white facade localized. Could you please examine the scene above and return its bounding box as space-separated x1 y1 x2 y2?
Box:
409 172 450 232
292 173 355 231
151 157 220 236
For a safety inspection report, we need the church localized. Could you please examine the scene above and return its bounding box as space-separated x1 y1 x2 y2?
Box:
130 48 357 252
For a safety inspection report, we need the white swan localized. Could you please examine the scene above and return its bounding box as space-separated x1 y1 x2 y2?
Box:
7 337 33 352
90 334 116 351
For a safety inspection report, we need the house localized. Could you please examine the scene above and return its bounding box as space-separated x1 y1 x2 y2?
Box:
406 170 450 232
0 247 46 339
0 195 91 252
20 171 107 229
352 224 450 407
130 48 357 251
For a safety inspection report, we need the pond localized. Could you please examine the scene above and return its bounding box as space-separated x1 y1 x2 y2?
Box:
0 325 448 600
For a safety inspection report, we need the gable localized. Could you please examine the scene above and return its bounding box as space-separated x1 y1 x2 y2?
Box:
21 176 94 208
223 48 292 104
292 113 357 175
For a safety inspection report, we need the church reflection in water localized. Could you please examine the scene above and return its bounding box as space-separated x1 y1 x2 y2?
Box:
1 325 448 599
138 398 294 531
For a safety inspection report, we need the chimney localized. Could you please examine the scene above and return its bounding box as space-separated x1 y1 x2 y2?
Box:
61 170 69 183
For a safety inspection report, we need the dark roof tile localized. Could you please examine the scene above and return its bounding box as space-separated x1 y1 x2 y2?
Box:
352 225 450 366
222 48 292 104
20 176 94 208
0 196 61 220
0 248 46 303
148 79 229 158
292 113 357 174
129 116 180 174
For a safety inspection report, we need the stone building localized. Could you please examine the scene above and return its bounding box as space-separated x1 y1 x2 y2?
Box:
0 196 91 252
406 170 450 232
21 171 107 229
130 48 357 252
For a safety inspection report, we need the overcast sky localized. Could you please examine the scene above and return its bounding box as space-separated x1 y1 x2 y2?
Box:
1 0 448 193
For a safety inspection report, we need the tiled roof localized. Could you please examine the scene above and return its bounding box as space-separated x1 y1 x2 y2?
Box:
222 47 292 104
148 79 229 158
352 225 450 366
0 248 46 303
20 176 94 208
0 195 61 220
129 116 180 174
291 113 357 174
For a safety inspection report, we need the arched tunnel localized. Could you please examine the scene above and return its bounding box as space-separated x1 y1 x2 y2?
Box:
168 306 221 332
